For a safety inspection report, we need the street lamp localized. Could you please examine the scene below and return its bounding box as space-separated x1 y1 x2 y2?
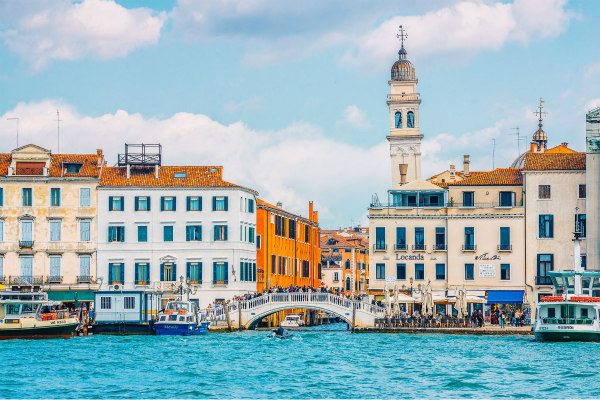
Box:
409 277 414 294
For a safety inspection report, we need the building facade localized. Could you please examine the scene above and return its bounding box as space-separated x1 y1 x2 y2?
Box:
586 107 600 271
320 228 369 294
96 145 258 307
256 200 320 291
0 144 102 303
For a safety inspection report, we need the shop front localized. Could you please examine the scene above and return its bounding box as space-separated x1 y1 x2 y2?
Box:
486 290 530 324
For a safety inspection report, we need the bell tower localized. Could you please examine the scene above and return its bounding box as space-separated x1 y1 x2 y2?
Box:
387 25 423 189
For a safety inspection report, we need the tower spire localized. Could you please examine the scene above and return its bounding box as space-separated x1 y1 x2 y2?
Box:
532 97 548 153
397 25 408 59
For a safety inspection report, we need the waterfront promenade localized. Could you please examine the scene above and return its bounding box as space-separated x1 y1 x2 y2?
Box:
356 325 532 335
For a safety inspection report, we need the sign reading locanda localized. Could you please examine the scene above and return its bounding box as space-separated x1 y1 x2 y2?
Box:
396 254 425 261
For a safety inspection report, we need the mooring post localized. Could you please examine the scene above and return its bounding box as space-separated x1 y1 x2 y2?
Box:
238 302 242 331
351 302 357 333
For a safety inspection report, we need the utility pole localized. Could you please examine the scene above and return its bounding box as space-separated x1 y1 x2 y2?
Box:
7 117 19 147
56 110 62 153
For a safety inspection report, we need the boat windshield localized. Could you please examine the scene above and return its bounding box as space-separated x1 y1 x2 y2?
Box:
4 302 39 316
166 302 191 312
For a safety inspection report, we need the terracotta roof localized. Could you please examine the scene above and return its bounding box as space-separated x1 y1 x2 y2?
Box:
99 165 245 188
320 232 368 250
448 168 523 186
546 144 577 154
524 152 586 171
0 153 101 178
0 154 11 176
256 198 314 224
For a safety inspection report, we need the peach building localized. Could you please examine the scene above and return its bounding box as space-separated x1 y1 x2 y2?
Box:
320 228 369 295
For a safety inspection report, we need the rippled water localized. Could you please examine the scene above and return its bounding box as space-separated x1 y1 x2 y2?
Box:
1 324 598 398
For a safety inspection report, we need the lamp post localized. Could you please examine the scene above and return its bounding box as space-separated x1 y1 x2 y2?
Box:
409 277 414 294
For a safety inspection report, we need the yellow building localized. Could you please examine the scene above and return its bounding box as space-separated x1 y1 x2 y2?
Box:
0 144 103 305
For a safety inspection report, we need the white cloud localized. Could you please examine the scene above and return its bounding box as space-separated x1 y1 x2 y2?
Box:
0 100 388 227
224 97 264 114
583 62 600 79
345 0 572 68
337 105 372 130
586 99 600 113
1 0 166 70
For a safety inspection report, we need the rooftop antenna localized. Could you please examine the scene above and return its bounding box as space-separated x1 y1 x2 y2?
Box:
534 98 547 129
56 110 62 153
492 138 496 169
7 117 19 147
397 25 408 48
509 127 526 157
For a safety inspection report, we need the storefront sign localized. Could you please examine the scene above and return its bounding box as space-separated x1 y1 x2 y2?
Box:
475 252 501 261
478 264 496 278
396 254 424 261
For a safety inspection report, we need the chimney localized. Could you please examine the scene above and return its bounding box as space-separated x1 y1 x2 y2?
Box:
561 142 568 147
276 201 283 208
309 201 314 221
449 163 456 182
463 155 470 178
399 163 408 185
155 164 159 179
126 164 131 179
96 149 104 167
530 142 537 153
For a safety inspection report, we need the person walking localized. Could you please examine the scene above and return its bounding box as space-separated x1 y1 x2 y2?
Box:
499 311 506 329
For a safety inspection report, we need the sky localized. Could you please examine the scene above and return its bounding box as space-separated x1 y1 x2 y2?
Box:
0 0 599 228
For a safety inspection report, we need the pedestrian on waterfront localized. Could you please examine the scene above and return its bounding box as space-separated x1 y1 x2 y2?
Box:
499 312 506 329
477 310 484 327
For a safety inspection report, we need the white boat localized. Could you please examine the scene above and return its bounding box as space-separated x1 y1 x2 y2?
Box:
280 314 305 328
534 227 600 341
155 300 209 336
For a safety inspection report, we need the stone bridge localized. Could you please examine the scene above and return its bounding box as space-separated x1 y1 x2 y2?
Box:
204 292 385 330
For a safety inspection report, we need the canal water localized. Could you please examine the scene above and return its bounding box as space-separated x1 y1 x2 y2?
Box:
1 324 598 398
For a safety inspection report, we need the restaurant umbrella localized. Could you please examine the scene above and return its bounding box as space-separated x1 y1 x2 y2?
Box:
384 281 391 317
393 283 400 316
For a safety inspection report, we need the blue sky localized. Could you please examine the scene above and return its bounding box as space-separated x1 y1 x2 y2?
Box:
0 0 598 227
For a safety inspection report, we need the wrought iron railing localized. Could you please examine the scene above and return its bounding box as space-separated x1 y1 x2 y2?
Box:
10 276 43 285
46 276 63 284
536 276 553 285
394 244 408 251
412 244 426 251
373 244 387 252
19 240 34 248
433 244 447 251
498 244 513 251
77 275 94 284
462 244 477 251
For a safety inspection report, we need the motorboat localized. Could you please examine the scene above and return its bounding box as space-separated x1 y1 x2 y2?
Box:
271 326 293 339
155 300 209 336
280 314 305 329
534 227 600 341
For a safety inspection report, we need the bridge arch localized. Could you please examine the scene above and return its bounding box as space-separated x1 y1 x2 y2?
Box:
245 304 353 329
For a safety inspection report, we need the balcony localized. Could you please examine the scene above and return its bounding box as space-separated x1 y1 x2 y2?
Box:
77 275 94 284
433 244 447 251
373 244 387 252
46 276 63 284
188 280 202 285
134 280 149 286
412 244 426 251
394 244 408 252
536 276 553 285
213 280 229 286
498 244 512 252
462 244 477 252
10 276 43 286
19 240 34 248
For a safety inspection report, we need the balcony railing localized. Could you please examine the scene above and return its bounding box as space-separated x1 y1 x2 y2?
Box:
10 276 43 286
77 275 94 284
373 244 387 252
498 244 512 252
213 280 229 285
412 244 426 251
19 240 34 248
536 276 553 285
46 276 63 284
394 244 408 251
371 200 524 209
462 244 477 252
134 280 149 286
433 244 447 251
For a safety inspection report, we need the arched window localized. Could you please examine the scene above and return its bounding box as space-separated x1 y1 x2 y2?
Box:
345 259 350 270
394 111 402 128
345 277 351 291
407 111 415 128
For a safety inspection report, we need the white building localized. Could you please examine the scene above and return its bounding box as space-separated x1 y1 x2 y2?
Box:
96 145 258 308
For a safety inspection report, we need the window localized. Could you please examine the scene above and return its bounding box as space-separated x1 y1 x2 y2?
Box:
214 225 228 241
50 188 61 206
345 259 350 270
100 297 112 310
396 227 406 250
396 263 406 280
186 196 202 211
274 215 286 237
108 226 125 242
49 220 61 242
0 187 4 206
64 163 82 173
248 198 255 213
415 264 425 280
465 264 474 280
137 225 148 242
304 225 310 243
161 196 176 211
301 261 309 278
80 219 91 242
333 272 339 282
256 235 262 249
79 256 91 278
499 191 515 207
375 227 386 250
213 262 228 284
22 188 32 206
108 263 124 284
576 214 586 238
186 225 202 241
375 263 385 280
407 111 415 128
187 262 202 284
49 256 61 279
160 263 176 282
464 227 475 250
547 308 556 318
539 215 554 238
288 220 296 239
0 220 4 242
435 264 446 280
163 226 174 242
248 226 255 244
538 185 551 199
0 256 3 279
80 188 91 207
394 111 402 128
240 261 255 282
499 227 510 250
135 196 150 211
174 172 187 178
21 221 33 241
345 277 351 291
109 196 124 211
435 227 445 250
579 184 586 199
135 262 150 285
414 227 424 250
212 196 228 211
124 297 136 310
581 255 587 270
537 254 554 283
20 256 33 278
500 264 511 280
462 191 474 207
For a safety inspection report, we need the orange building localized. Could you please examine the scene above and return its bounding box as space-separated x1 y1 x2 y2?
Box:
256 200 321 292
320 228 369 295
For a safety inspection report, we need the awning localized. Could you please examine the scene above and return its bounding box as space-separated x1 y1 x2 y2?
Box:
47 290 95 302
487 290 524 304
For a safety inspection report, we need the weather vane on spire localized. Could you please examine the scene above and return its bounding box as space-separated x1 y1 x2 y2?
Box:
397 25 408 48
534 97 547 128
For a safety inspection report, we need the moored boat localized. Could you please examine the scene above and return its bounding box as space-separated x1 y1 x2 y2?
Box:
155 300 209 336
280 314 305 329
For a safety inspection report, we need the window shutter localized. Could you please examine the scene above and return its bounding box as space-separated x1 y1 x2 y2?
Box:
0 188 3 206
160 197 165 211
224 226 228 241
186 196 191 211
160 263 165 281
134 197 139 211
224 196 228 211
199 262 203 282
212 196 217 211
109 197 113 211
172 263 177 281
199 196 202 211
224 262 229 281
186 262 191 280
173 197 177 211
119 264 124 284
108 264 114 284
213 262 217 282
134 263 139 282
120 197 124 210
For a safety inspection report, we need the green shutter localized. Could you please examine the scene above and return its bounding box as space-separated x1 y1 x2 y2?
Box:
173 196 177 211
224 196 228 211
134 197 139 211
109 196 113 211
212 196 217 211
186 196 191 211
224 262 228 282
160 197 165 211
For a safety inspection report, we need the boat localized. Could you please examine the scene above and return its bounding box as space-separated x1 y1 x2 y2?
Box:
154 300 209 336
271 326 293 339
280 314 305 329
0 293 79 339
534 225 600 342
